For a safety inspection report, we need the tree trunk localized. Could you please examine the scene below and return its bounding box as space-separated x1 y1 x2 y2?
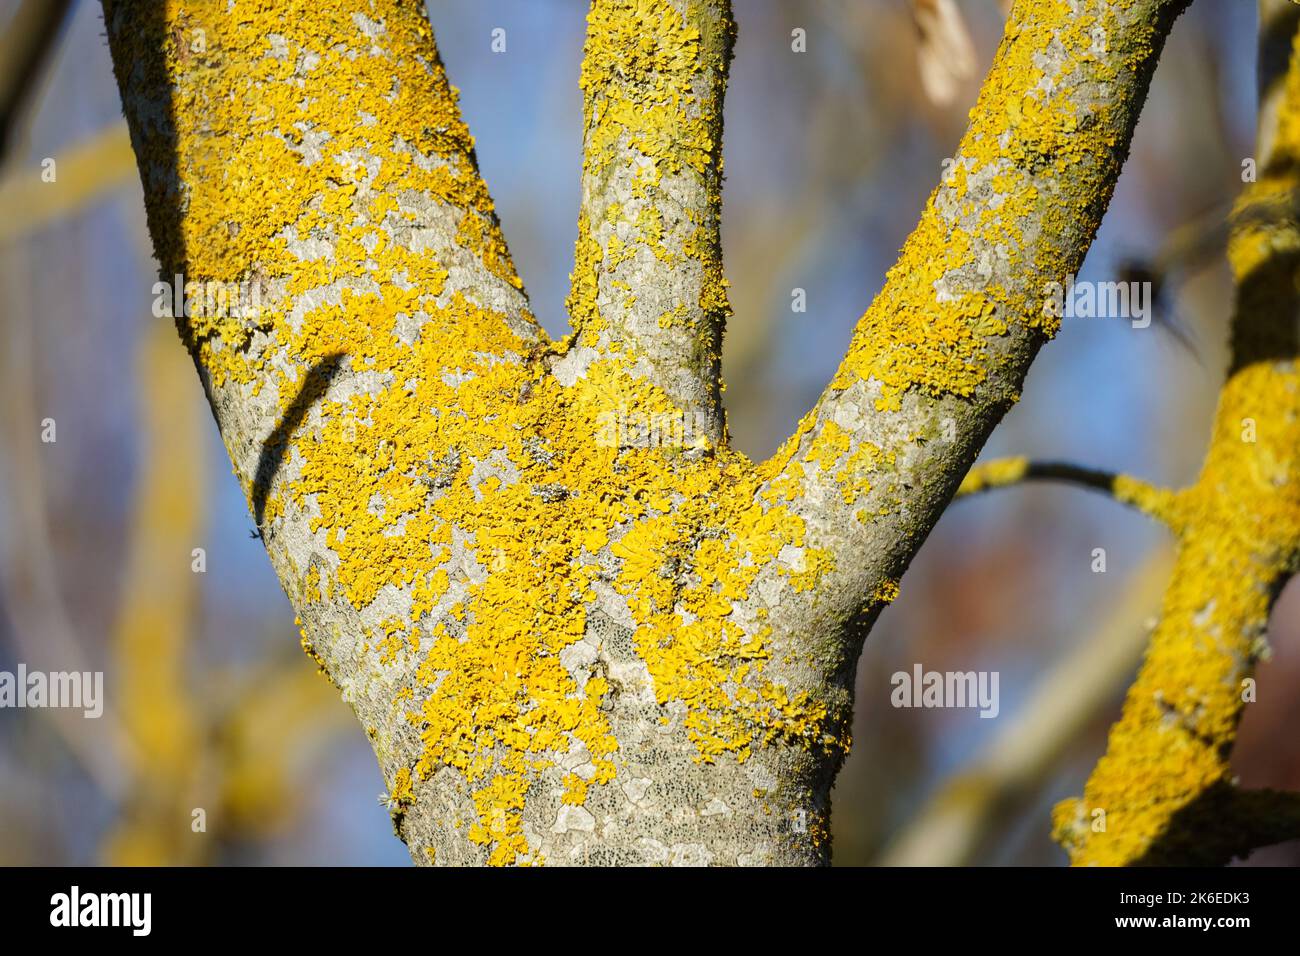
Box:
101 0 1189 864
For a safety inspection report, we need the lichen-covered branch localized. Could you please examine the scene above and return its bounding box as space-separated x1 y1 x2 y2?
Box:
956 457 1182 528
103 0 1191 867
1052 8 1300 867
104 0 839 867
102 0 555 865
105 322 207 865
566 0 734 445
758 0 1190 633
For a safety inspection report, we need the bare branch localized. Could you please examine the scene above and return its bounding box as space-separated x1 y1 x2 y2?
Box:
910 0 976 107
0 0 72 155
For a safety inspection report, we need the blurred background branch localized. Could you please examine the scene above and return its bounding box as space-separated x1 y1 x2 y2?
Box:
0 0 72 156
0 122 135 242
878 549 1172 866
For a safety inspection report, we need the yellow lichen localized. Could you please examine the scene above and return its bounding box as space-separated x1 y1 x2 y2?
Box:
106 0 1178 868
1054 16 1300 867
122 0 837 864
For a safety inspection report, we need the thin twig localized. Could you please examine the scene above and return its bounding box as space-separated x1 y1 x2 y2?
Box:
956 457 1183 530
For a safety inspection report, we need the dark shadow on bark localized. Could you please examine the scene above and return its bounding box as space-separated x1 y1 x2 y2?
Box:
1130 782 1300 866
100 4 349 530
101 0 207 402
102 0 188 291
252 353 343 527
1226 240 1300 371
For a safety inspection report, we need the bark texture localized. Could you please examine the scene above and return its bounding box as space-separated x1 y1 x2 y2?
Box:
568 0 734 446
102 0 1187 865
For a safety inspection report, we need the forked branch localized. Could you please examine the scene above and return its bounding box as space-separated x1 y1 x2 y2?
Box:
755 0 1192 629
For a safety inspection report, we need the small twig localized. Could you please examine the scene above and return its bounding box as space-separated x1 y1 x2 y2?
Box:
956 457 1183 530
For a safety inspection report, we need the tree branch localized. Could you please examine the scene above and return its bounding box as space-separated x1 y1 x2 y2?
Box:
566 0 734 444
1217 788 1300 858
879 549 1172 866
1063 783 1300 867
0 123 136 242
102 0 552 863
956 457 1183 529
753 0 1192 633
0 0 72 156
100 0 1195 867
1053 3 1300 866
104 321 208 865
